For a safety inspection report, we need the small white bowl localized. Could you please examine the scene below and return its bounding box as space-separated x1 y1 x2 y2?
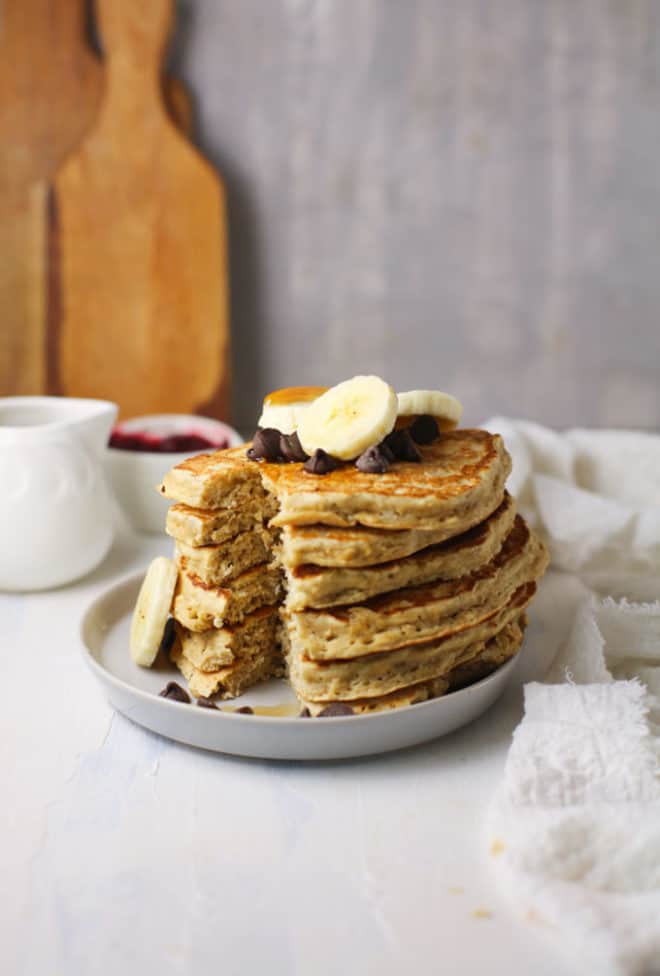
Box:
105 414 243 535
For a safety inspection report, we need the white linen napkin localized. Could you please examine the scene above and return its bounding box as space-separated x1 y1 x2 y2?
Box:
483 418 660 976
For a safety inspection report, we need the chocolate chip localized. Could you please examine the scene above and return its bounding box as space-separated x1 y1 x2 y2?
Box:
159 682 190 704
196 698 219 709
318 703 355 717
384 428 421 462
303 449 339 475
379 440 395 462
355 445 391 473
159 617 176 655
410 414 438 445
235 705 254 714
279 431 309 462
246 427 282 461
298 707 311 718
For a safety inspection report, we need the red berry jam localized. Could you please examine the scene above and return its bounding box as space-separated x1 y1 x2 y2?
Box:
109 430 228 453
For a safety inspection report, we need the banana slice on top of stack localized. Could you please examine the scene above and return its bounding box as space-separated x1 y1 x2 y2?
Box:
396 390 462 432
297 376 398 460
258 380 462 444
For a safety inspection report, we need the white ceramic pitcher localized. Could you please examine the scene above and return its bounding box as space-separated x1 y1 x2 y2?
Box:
0 396 118 591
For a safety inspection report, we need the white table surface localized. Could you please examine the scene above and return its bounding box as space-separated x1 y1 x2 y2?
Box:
2 526 583 976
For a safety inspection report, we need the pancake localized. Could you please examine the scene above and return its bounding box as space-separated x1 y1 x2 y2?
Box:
278 492 506 569
159 448 264 511
160 430 511 532
283 516 547 659
445 613 528 691
303 676 451 716
264 429 510 530
173 605 279 673
171 639 283 699
283 492 516 611
299 618 526 715
175 527 272 586
172 562 283 631
166 501 276 548
285 582 535 702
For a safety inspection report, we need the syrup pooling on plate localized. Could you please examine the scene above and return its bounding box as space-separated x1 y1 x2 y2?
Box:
166 693 306 718
226 703 301 717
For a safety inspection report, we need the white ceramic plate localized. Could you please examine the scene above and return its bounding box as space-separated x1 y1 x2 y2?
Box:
81 572 521 761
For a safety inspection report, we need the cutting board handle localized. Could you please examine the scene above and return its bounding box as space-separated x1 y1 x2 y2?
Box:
54 0 229 420
96 0 172 88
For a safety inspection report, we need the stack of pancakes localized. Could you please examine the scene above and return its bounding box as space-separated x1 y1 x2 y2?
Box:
164 479 284 699
160 429 548 713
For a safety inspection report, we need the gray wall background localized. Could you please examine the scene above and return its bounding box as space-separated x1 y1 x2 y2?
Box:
169 0 660 431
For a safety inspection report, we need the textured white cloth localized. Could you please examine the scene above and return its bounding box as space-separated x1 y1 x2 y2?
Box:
484 418 660 976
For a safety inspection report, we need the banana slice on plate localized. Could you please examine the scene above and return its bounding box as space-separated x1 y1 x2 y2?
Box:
130 557 178 667
258 386 328 433
396 390 463 431
297 375 398 461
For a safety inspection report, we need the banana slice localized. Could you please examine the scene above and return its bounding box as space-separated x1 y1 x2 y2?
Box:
258 386 327 434
396 390 463 431
130 557 178 667
297 375 398 461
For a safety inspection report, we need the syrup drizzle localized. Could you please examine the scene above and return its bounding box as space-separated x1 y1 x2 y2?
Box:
263 386 327 406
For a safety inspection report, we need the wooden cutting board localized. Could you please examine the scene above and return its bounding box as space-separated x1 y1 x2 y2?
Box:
0 0 216 414
53 0 230 420
0 0 102 397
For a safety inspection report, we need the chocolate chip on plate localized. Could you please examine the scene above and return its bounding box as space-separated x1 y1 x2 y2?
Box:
410 414 439 445
246 427 282 461
317 703 355 717
158 616 176 655
298 707 311 718
279 431 309 462
235 705 254 715
196 698 219 710
303 449 339 475
355 444 391 473
159 682 190 704
384 428 421 462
